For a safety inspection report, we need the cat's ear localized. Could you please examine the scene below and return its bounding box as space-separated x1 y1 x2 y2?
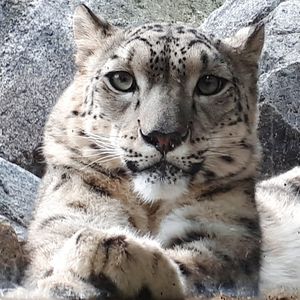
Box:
221 21 265 66
73 5 117 63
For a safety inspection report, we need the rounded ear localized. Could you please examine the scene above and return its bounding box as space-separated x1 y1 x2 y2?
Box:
221 21 265 66
73 5 118 65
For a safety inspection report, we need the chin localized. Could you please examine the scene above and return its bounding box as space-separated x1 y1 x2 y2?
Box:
132 173 189 204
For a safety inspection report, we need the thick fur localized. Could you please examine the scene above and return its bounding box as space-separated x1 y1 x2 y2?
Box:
4 5 290 300
257 167 300 291
3 166 300 300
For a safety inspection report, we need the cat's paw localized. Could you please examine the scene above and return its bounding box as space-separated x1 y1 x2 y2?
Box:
52 228 184 299
37 273 114 300
94 230 184 299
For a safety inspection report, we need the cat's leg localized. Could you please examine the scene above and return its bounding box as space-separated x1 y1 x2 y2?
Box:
44 228 185 299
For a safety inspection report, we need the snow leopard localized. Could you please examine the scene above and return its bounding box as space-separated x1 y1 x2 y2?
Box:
5 4 291 300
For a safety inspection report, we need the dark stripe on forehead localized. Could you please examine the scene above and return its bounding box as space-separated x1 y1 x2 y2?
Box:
127 27 143 37
191 32 212 45
127 48 135 62
124 36 153 48
201 51 209 69
188 39 212 50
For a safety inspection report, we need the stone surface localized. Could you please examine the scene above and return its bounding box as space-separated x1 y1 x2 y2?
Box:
0 221 26 290
201 0 300 177
0 158 40 241
0 0 223 177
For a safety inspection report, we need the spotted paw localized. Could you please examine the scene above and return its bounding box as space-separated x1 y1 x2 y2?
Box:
52 228 184 299
92 231 184 299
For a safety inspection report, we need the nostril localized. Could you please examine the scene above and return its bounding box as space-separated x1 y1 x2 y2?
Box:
140 129 189 154
140 130 158 146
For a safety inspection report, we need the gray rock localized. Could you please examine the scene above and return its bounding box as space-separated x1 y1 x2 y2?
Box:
0 0 223 177
0 158 40 240
0 215 27 243
0 221 26 290
201 0 300 177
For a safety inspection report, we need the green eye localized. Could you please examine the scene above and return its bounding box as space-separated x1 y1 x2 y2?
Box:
107 71 135 92
196 75 226 96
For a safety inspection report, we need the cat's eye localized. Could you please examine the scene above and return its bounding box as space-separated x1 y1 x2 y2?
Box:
196 75 226 96
106 71 135 92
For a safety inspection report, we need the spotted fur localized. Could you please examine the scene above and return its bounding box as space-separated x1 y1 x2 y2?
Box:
10 5 268 299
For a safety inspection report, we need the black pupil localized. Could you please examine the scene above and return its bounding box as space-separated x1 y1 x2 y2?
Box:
116 73 130 83
204 76 218 88
197 75 223 95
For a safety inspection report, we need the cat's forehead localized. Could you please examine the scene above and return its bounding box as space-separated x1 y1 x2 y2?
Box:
122 23 217 55
108 23 229 79
126 23 212 42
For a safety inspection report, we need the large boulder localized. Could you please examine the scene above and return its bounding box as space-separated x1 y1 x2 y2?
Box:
201 0 300 177
0 221 26 290
0 158 39 291
0 158 40 241
0 0 223 178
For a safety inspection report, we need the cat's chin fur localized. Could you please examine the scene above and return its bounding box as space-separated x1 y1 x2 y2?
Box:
132 174 189 203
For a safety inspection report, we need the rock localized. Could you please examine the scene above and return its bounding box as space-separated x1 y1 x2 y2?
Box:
0 221 26 290
0 158 40 241
0 0 223 177
0 215 27 244
201 0 300 177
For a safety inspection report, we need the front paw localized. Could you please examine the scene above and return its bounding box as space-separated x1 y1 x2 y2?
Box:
51 229 147 297
53 228 183 299
94 232 151 297
38 273 113 300
94 231 184 299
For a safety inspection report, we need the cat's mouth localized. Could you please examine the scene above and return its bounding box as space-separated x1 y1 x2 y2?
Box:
130 159 197 202
126 159 203 177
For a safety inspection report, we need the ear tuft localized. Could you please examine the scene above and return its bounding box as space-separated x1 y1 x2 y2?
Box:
223 21 265 65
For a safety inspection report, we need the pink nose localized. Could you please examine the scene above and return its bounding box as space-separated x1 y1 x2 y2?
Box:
140 130 189 154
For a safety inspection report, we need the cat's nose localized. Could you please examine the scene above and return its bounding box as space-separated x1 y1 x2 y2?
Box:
140 129 189 154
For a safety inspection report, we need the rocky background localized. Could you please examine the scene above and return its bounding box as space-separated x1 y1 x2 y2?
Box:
0 0 224 178
0 0 299 294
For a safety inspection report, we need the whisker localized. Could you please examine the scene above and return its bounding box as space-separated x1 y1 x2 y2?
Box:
82 136 119 149
80 154 120 171
49 128 121 140
49 133 123 156
205 150 233 155
93 151 123 156
96 157 121 164
86 134 114 142
205 136 245 141
206 144 247 150
88 140 117 150
86 131 121 140
96 154 121 161
84 133 121 146
75 153 102 159
74 151 120 159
